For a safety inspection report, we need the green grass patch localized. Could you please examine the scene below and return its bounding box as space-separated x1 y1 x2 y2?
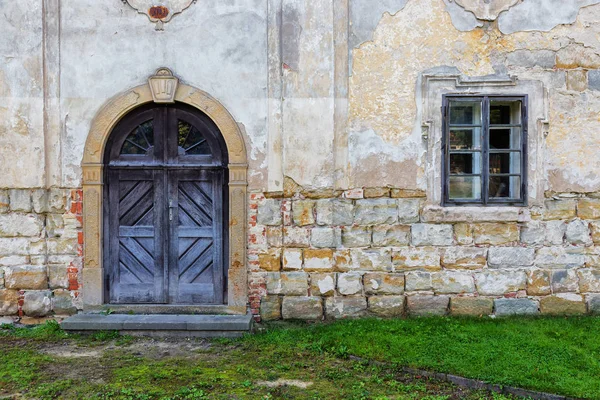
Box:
246 317 600 398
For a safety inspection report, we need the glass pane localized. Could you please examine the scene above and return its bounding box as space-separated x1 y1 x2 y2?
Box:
490 127 521 150
489 152 521 174
489 176 521 199
449 176 482 200
449 127 481 150
120 120 153 155
178 120 211 155
449 100 482 125
450 153 481 174
490 100 521 125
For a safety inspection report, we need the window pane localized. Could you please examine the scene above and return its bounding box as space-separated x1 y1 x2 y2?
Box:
490 100 521 125
177 120 211 155
489 176 521 199
450 153 481 174
121 120 154 155
489 152 521 174
449 127 481 150
449 101 482 125
449 176 482 200
490 127 521 150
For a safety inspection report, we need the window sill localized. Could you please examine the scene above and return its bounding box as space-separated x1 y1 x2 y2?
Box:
421 204 529 223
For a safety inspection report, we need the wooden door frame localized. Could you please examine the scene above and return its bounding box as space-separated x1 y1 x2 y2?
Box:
81 69 248 314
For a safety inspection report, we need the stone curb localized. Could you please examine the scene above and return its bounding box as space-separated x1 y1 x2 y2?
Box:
347 355 575 400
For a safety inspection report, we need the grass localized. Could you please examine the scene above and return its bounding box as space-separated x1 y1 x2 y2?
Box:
0 316 598 398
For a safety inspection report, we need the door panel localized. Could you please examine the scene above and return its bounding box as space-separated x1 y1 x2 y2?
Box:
169 169 224 304
108 169 166 304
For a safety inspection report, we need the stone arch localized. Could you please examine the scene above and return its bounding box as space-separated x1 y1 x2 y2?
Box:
81 71 248 314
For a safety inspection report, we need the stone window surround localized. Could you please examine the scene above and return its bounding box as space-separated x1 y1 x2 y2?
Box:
419 69 548 223
80 73 249 314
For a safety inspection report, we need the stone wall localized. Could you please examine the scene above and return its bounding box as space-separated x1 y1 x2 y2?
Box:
250 184 600 320
0 189 82 321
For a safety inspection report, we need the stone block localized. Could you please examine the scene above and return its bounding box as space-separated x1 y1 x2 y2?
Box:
315 200 333 226
354 199 397 225
411 224 453 246
488 247 535 268
397 199 420 223
283 227 311 248
48 265 69 289
527 270 551 296
52 289 77 315
31 190 49 213
0 256 29 267
257 199 282 226
258 249 281 272
337 273 362 295
303 249 334 272
587 294 600 314
0 214 44 238
48 189 68 213
540 294 586 315
0 238 31 256
578 199 600 220
590 222 600 244
265 272 282 295
392 247 441 271
342 226 371 248
0 289 18 315
364 273 405 295
4 266 47 290
368 296 405 317
441 247 487 270
280 272 309 295
302 189 342 200
47 237 78 255
578 268 600 292
333 250 351 271
551 269 579 293
566 219 592 245
589 70 600 91
23 290 52 317
310 273 336 296
364 187 390 198
535 247 585 269
566 69 587 91
30 240 47 256
282 296 323 320
520 221 545 246
494 298 539 316
406 295 449 316
475 270 526 296
506 49 556 69
432 271 475 294
292 200 315 226
311 227 335 248
454 223 473 245
46 214 65 238
260 296 282 321
405 271 432 292
282 248 303 271
343 188 363 199
545 220 566 245
266 226 283 248
316 199 354 226
390 189 425 198
351 249 393 272
372 225 410 247
0 190 8 213
9 190 31 212
325 297 367 319
450 297 493 316
543 199 576 220
473 223 518 245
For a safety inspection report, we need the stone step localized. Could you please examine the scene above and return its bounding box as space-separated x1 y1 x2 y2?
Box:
61 313 254 338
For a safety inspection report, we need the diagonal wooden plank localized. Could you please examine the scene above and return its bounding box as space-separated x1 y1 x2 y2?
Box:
178 188 212 226
179 240 212 279
120 190 153 227
119 240 154 283
119 181 152 219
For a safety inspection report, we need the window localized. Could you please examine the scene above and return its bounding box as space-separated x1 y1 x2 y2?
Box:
442 95 527 206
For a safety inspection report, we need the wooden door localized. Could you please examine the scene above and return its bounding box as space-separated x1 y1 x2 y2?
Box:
104 104 228 305
169 169 224 304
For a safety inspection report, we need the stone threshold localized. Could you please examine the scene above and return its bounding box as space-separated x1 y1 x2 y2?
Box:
61 313 254 338
348 355 572 400
83 304 247 315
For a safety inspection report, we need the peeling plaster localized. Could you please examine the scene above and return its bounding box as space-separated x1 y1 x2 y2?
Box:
442 0 482 32
349 0 409 49
498 0 600 34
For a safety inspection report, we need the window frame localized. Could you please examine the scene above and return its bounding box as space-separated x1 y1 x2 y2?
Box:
441 94 528 207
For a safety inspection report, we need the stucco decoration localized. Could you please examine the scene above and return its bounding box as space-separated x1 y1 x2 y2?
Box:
121 0 197 30
450 0 521 21
148 68 179 103
82 68 248 314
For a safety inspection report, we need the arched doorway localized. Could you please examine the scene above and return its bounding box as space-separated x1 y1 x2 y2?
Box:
103 103 229 305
